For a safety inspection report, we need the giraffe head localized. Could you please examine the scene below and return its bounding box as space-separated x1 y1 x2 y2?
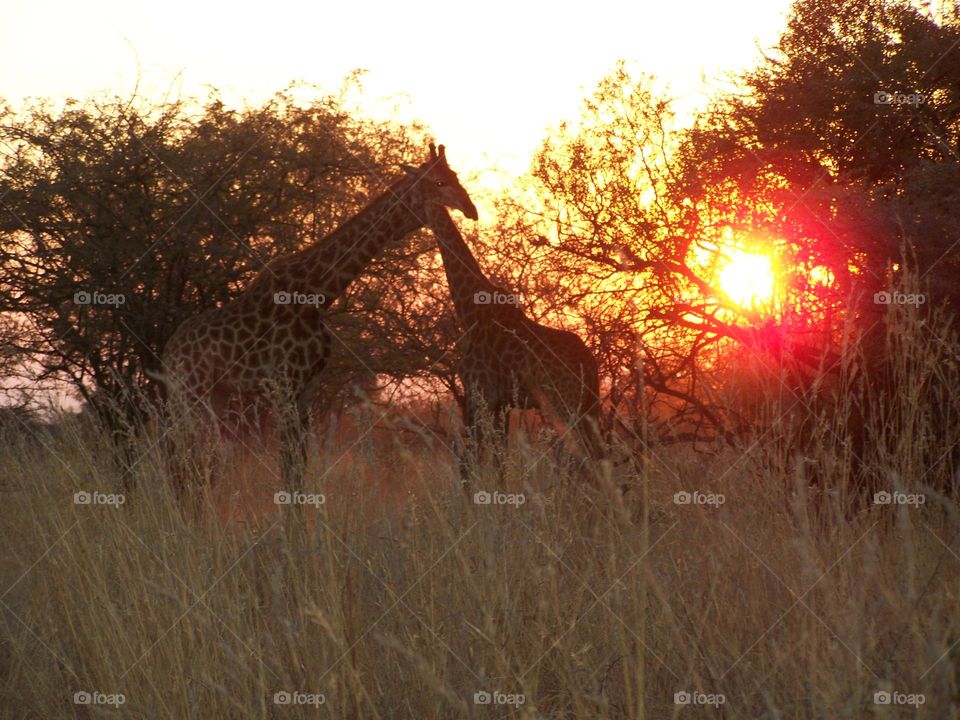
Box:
401 142 479 222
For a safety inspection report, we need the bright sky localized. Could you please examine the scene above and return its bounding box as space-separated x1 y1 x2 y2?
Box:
2 0 795 411
2 0 793 185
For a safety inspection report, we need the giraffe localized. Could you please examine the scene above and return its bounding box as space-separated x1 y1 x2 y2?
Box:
423 149 603 477
155 143 478 490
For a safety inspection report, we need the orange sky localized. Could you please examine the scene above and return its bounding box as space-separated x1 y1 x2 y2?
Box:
2 0 792 183
1 0 795 411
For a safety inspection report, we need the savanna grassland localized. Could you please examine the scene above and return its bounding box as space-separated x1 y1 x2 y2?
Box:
4 0 960 717
2 301 959 719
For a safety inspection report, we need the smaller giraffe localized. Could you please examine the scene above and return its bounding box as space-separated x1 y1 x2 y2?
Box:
423 157 602 472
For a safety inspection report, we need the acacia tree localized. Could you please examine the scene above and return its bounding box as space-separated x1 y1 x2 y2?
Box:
672 0 960 488
486 0 960 466
489 67 736 444
0 84 431 428
682 0 960 319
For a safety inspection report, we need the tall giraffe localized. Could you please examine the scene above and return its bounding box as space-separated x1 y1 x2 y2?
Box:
157 143 478 489
424 149 602 472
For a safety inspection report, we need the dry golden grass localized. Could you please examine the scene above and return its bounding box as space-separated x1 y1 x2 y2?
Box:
2 297 959 718
1 396 958 719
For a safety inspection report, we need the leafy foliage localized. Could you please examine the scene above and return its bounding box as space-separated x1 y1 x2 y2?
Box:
486 0 960 456
0 84 437 424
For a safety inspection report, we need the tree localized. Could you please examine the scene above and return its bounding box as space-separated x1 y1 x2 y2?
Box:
488 0 960 482
492 66 737 445
0 83 430 429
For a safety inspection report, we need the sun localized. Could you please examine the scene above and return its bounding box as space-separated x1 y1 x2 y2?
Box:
718 251 775 308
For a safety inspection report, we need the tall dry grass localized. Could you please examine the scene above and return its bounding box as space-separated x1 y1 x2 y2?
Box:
2 302 959 719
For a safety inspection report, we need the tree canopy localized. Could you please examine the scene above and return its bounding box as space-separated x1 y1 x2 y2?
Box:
484 0 960 448
0 84 450 424
2 0 959 491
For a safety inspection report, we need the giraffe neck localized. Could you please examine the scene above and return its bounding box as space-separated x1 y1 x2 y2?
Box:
292 177 424 301
426 205 501 326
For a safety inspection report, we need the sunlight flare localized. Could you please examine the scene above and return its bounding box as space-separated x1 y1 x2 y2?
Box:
718 251 775 308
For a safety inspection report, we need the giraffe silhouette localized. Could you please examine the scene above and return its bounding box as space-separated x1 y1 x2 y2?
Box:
155 143 478 490
424 148 602 478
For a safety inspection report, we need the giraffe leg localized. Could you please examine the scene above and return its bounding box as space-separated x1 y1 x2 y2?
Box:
578 411 606 461
156 390 222 518
272 358 326 494
460 382 513 493
497 407 511 479
479 402 509 486
275 376 313 493
461 393 498 492
278 406 308 491
458 399 476 495
159 412 193 501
